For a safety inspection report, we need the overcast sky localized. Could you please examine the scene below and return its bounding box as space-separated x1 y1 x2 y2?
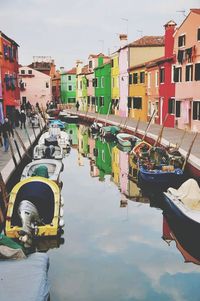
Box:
0 0 199 70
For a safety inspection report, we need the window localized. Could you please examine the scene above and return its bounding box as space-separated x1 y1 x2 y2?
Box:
176 101 181 118
129 74 133 84
92 78 98 87
178 34 186 47
87 96 90 105
68 85 72 91
68 75 71 81
197 28 200 41
111 59 114 68
140 72 145 84
195 63 200 81
155 71 159 87
160 68 165 83
46 82 49 88
133 73 138 84
173 66 182 82
168 98 175 114
86 79 89 87
92 97 95 105
101 77 104 88
28 70 32 75
89 60 93 69
193 101 200 120
186 65 193 81
21 70 25 75
99 96 104 107
133 97 142 109
112 77 115 88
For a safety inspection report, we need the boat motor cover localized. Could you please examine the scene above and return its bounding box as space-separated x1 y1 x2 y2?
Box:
32 165 49 178
0 252 50 301
168 178 200 210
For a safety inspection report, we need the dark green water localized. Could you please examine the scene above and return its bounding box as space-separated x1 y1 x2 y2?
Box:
47 126 200 301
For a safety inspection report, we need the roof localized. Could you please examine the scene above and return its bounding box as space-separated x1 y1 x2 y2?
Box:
128 36 165 47
190 8 200 14
65 67 76 75
0 31 19 47
175 9 200 34
128 55 174 71
88 53 110 59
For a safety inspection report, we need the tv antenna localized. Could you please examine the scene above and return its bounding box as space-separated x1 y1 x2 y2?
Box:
176 10 186 17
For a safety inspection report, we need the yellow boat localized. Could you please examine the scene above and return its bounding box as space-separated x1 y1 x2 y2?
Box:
5 176 64 240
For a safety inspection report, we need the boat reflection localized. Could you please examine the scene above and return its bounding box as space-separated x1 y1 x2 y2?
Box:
162 214 200 265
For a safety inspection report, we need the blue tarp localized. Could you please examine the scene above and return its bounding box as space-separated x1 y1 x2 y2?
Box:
0 252 50 301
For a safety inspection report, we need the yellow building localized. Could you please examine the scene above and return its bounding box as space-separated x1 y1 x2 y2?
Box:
128 63 148 122
111 146 120 186
111 52 120 115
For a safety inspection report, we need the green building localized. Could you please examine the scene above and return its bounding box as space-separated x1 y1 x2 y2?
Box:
60 67 76 104
94 59 111 114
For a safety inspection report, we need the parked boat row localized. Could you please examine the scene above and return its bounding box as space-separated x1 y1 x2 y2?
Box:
5 122 68 249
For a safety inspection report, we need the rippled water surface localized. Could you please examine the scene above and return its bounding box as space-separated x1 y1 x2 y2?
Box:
47 125 200 301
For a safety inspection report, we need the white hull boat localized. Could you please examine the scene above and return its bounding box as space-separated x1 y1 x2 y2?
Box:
33 144 63 160
39 127 70 149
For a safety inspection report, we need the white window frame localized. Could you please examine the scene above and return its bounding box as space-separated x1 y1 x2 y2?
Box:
147 72 151 88
155 71 159 87
185 63 193 82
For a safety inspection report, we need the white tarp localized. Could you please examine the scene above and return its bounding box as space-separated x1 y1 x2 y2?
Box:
0 252 50 301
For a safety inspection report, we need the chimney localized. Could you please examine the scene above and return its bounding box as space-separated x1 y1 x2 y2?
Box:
76 60 83 74
119 33 128 48
164 20 177 57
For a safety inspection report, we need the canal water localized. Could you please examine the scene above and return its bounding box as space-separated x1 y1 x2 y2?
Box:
46 124 200 301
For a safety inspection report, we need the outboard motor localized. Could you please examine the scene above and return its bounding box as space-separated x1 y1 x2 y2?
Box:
18 200 41 246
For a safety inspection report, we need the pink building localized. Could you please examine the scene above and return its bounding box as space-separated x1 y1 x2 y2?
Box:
19 66 52 107
174 9 200 131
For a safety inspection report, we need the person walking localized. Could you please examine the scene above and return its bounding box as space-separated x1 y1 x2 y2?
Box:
76 101 80 111
20 110 26 129
0 118 14 152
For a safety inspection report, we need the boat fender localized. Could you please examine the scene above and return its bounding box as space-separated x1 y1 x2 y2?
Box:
60 196 64 206
59 218 65 228
60 207 64 217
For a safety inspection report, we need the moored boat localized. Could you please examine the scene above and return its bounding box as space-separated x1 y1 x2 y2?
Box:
33 144 63 160
48 119 65 129
59 111 79 123
39 127 70 149
5 177 64 243
163 178 200 229
116 133 141 148
21 159 64 185
100 125 120 140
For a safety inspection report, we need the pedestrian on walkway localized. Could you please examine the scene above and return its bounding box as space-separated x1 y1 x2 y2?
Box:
20 110 26 129
76 101 80 111
0 118 14 152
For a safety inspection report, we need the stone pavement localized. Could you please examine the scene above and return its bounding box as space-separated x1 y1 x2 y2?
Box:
0 118 44 183
66 108 200 172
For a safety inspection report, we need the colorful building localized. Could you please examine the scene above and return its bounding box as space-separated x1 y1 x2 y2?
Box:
51 70 60 103
0 31 20 122
119 35 165 117
76 61 88 111
128 63 148 122
111 52 120 115
19 66 51 107
173 9 200 131
94 59 111 114
111 146 120 186
60 67 76 105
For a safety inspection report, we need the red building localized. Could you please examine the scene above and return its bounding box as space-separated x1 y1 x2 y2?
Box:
0 31 20 123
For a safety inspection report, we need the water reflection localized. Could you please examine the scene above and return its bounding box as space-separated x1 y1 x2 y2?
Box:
48 124 200 301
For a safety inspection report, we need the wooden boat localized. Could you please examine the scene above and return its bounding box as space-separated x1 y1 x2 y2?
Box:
138 146 184 185
21 159 64 185
33 144 63 160
39 127 70 149
5 177 64 243
116 133 141 148
131 140 152 157
59 111 79 123
100 125 120 139
163 179 200 230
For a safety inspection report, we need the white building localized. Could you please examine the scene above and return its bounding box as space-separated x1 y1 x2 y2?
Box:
19 66 51 107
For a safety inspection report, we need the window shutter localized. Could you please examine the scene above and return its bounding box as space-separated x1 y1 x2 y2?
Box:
168 99 173 114
129 74 132 84
197 28 200 41
128 97 132 109
193 102 198 120
176 101 181 117
186 65 190 81
195 63 200 81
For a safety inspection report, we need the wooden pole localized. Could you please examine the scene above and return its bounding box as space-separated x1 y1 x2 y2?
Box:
182 132 198 171
14 129 32 160
32 125 37 139
142 109 156 141
134 118 140 135
154 113 169 147
7 136 17 167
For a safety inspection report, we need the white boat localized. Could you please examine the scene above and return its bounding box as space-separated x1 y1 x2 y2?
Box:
90 121 103 133
33 144 63 160
59 110 79 123
116 133 141 148
163 178 200 230
38 127 70 149
21 159 63 184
